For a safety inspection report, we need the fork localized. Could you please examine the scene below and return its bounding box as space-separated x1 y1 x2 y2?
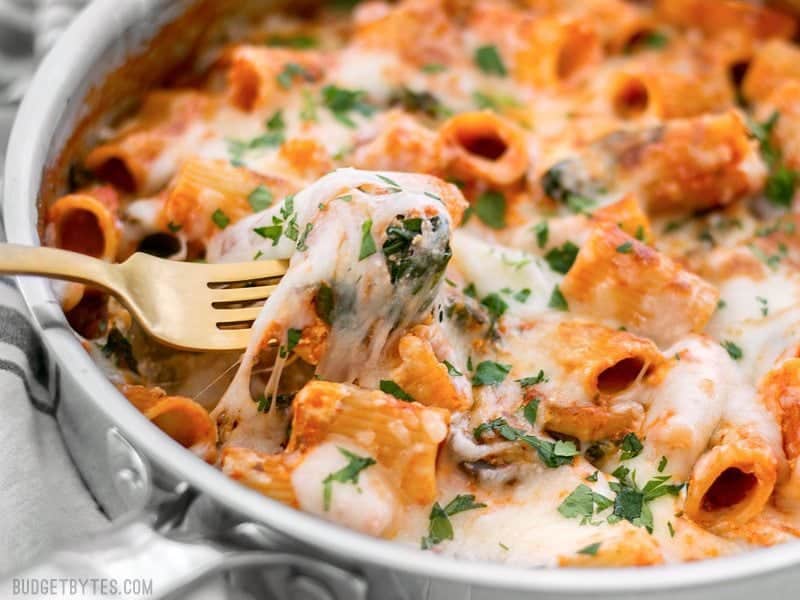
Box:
0 244 288 350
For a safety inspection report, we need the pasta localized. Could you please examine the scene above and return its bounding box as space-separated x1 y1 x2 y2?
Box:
47 0 800 568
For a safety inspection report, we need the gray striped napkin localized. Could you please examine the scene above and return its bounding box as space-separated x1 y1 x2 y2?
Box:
0 0 107 576
0 272 107 574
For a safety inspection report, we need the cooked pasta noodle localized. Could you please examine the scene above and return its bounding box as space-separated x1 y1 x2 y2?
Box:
47 0 800 568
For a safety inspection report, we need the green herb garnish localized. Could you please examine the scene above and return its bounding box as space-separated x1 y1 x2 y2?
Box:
379 379 414 402
212 209 230 229
322 448 376 511
474 190 506 229
474 44 507 76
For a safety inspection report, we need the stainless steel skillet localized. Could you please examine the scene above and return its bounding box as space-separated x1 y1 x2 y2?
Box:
4 1 800 598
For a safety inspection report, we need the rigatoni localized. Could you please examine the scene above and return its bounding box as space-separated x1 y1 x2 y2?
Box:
85 90 214 194
221 45 325 111
47 189 120 261
684 427 778 531
162 157 297 241
514 15 603 87
437 111 528 186
389 334 470 412
743 40 800 104
539 319 663 441
629 111 765 212
560 222 719 346
287 381 448 504
760 359 800 507
655 0 797 40
121 384 216 462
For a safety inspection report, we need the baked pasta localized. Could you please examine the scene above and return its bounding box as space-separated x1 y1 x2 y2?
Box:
46 0 800 567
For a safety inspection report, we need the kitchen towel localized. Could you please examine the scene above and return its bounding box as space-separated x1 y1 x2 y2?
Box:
0 0 108 575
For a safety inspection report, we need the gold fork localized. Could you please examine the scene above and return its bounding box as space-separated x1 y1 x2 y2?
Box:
0 244 288 351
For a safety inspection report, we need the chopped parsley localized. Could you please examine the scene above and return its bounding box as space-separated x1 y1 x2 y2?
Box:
472 90 522 112
523 398 540 426
322 448 376 511
757 296 769 317
566 194 596 214
548 285 569 311
616 241 634 254
480 292 508 323
300 89 318 122
421 494 486 549
443 360 463 376
749 243 786 271
517 370 548 387
642 31 668 49
421 62 447 74
533 221 549 249
721 340 743 360
513 288 531 302
376 174 402 191
286 328 301 353
765 166 797 207
474 417 579 468
167 221 182 233
474 190 506 229
474 44 507 76
227 130 284 165
322 85 374 127
424 191 443 203
254 224 283 245
266 34 317 49
211 209 230 229
608 468 684 533
619 433 644 460
663 219 688 234
586 471 599 482
472 361 512 386
657 456 668 473
266 109 286 132
748 111 798 207
667 521 676 537
748 111 780 168
359 219 377 260
379 379 414 402
276 62 312 89
577 542 601 556
248 185 274 212
392 87 451 119
558 484 613 519
544 241 579 274
294 222 312 251
463 282 478 298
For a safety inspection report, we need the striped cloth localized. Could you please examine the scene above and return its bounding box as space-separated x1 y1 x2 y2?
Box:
0 0 107 575
0 269 107 574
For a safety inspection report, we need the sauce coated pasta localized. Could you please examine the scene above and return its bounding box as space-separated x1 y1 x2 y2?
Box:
46 0 800 567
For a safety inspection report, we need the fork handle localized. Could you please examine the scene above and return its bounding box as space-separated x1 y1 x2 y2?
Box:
0 243 119 291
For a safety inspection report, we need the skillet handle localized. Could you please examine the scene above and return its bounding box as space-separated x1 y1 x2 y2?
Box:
0 428 368 600
0 503 369 600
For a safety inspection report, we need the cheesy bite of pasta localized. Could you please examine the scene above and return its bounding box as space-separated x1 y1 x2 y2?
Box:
48 0 800 566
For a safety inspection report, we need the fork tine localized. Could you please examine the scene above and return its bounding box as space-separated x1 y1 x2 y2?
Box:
213 306 264 323
202 260 288 285
207 328 253 350
210 284 278 303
